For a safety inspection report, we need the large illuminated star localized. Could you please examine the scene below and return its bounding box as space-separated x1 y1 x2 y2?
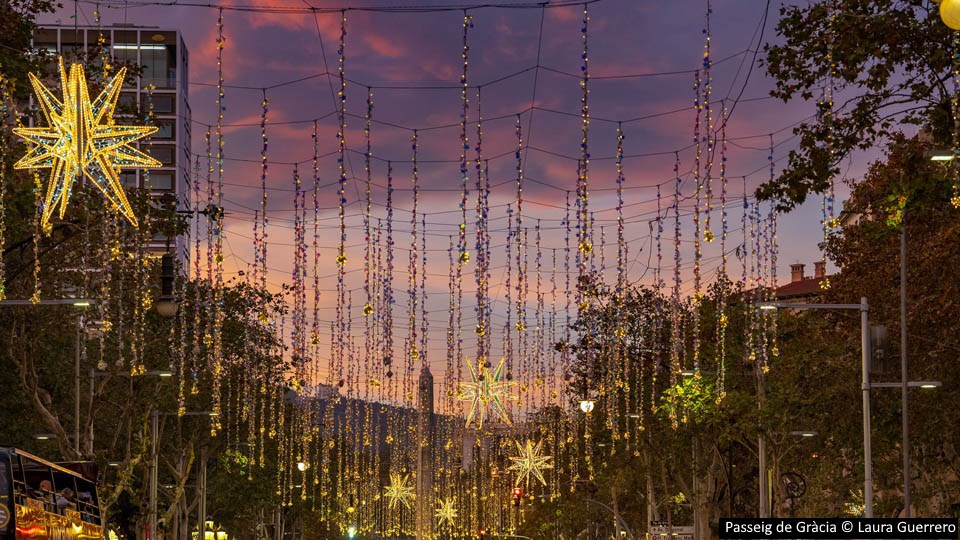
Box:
14 57 160 230
435 498 457 527
383 472 414 510
457 356 516 429
508 439 554 487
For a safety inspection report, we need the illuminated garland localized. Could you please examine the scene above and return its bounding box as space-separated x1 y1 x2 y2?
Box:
504 204 514 374
363 87 374 321
702 0 715 243
533 219 545 411
669 153 683 425
259 90 269 303
420 212 429 371
614 123 628 439
715 105 729 401
579 4 591 257
514 115 526 392
473 108 490 372
691 61 703 374
407 130 420 402
459 13 473 394
209 6 226 431
332 11 348 399
384 162 395 389
953 31 960 207
820 0 837 290
0 79 9 301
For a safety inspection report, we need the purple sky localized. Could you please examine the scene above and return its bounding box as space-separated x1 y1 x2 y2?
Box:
40 0 878 402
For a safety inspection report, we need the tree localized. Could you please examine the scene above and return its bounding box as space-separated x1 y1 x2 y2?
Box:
760 1 954 210
819 134 960 516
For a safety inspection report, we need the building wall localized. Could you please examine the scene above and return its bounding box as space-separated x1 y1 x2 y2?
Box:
32 25 192 266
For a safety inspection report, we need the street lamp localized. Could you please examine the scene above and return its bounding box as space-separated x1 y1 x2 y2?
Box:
757 298 873 517
579 400 595 414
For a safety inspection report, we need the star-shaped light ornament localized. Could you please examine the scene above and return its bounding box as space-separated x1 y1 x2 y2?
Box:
457 356 516 429
383 472 414 510
508 439 554 487
435 498 458 527
14 58 161 231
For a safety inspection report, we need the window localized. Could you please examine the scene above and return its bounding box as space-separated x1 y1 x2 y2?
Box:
117 92 137 114
147 94 175 115
112 40 139 88
146 145 175 167
120 172 138 189
146 172 174 191
153 121 174 140
141 45 175 89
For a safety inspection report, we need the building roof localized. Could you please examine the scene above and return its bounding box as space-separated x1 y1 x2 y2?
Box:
774 276 824 300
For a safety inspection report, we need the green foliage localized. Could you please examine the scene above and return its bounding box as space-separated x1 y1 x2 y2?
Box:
658 375 717 426
760 1 953 210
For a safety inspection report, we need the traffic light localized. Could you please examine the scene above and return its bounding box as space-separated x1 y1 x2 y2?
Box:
512 487 523 507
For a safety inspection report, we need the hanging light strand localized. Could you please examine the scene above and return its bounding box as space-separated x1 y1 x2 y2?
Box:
716 104 729 402
703 0 715 243
335 10 348 391
952 31 960 207
210 6 226 431
577 4 592 272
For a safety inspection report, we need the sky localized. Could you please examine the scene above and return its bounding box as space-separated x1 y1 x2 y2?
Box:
36 0 883 405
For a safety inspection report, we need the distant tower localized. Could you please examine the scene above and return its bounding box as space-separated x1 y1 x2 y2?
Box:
416 366 435 540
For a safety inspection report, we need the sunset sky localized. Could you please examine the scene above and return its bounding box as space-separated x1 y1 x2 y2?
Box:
38 0 883 404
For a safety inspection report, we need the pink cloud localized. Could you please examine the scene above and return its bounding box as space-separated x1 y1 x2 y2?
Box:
363 33 407 59
547 5 579 23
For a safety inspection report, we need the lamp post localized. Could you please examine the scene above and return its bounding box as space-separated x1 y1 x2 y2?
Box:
150 411 217 540
758 298 873 517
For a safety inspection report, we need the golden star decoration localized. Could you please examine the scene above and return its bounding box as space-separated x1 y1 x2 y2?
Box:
14 58 160 231
508 439 554 487
457 356 516 429
383 472 414 510
435 497 457 527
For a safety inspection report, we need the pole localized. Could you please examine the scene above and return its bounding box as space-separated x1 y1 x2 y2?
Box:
757 349 768 519
150 409 159 540
88 369 95 455
758 435 768 518
860 297 873 518
900 224 911 517
199 446 207 540
75 315 82 455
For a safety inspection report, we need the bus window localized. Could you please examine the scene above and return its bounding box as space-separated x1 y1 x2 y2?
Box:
19 456 55 512
9 455 23 507
51 471 78 513
75 478 99 525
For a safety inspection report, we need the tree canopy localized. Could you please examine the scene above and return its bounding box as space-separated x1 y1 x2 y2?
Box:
760 0 955 210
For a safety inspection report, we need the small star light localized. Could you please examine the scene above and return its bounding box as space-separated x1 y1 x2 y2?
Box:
14 58 161 230
435 498 458 527
384 472 414 510
508 439 554 487
457 356 516 429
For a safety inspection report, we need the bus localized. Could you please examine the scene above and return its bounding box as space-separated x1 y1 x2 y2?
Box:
0 447 103 540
